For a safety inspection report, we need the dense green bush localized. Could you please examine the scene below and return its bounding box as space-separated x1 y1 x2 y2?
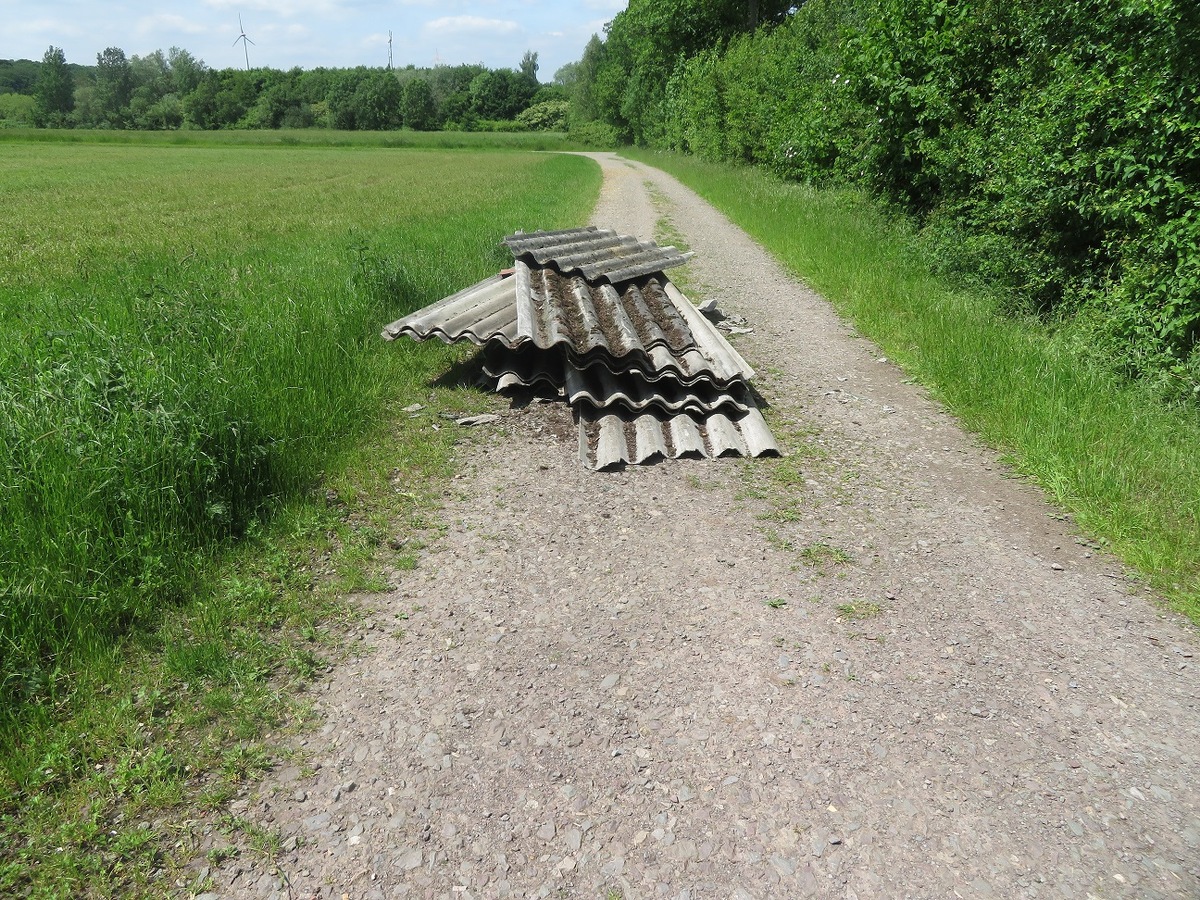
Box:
580 0 1200 395
568 119 620 149
516 99 569 132
850 0 1200 391
0 93 35 126
663 0 863 179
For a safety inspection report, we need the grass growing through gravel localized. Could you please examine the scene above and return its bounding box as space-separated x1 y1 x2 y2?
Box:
835 601 885 621
0 136 599 894
626 150 1200 622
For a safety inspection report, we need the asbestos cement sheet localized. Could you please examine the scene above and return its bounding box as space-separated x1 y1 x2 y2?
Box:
382 226 779 469
381 274 517 346
482 344 756 416
504 227 692 284
578 407 781 470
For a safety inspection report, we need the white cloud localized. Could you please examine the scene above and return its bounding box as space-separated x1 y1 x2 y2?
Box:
424 15 521 37
8 16 84 39
202 0 343 18
136 14 208 37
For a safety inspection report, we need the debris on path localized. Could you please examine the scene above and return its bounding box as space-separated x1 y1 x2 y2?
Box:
382 226 779 469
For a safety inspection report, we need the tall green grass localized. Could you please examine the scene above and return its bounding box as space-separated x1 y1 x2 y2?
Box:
0 140 600 719
628 150 1200 618
0 126 590 151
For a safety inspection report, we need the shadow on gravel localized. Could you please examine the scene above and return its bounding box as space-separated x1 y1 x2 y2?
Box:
747 382 771 411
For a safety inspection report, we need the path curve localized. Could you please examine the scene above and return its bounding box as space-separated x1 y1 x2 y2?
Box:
199 153 1200 899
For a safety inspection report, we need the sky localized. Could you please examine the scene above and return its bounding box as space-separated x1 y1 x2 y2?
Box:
1 0 627 81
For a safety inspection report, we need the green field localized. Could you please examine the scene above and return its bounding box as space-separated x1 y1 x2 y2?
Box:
0 126 591 152
0 136 599 895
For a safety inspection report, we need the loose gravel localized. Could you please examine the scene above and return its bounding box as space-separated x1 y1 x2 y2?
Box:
191 153 1200 899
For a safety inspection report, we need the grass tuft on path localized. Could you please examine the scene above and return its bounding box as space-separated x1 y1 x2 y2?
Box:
626 150 1200 622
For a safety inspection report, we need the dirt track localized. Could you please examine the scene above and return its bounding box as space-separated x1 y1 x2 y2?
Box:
196 153 1200 899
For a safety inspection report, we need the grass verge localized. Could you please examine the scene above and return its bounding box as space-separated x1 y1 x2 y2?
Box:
0 136 600 895
625 150 1200 621
0 126 595 152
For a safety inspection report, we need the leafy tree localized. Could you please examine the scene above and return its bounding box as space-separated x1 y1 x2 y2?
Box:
212 69 262 128
352 71 402 130
168 47 207 95
327 71 362 129
553 61 579 91
70 84 102 128
427 64 485 103
439 90 473 128
637 0 1200 392
0 58 42 94
469 70 510 119
34 46 74 126
519 50 539 85
570 35 606 126
589 0 795 143
129 50 173 129
182 71 220 128
243 69 309 128
94 46 133 127
470 68 535 120
531 84 567 105
401 78 436 130
141 94 184 129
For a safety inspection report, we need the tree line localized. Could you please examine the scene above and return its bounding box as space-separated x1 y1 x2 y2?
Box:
1 46 569 132
564 0 1200 398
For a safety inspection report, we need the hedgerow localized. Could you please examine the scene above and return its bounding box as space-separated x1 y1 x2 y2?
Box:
584 0 1200 396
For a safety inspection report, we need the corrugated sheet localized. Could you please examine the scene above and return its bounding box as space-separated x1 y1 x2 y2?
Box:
563 366 754 415
504 227 692 284
486 338 745 389
382 226 779 469
481 345 754 416
386 266 752 386
481 343 565 393
381 274 517 346
516 263 753 383
578 408 781 469
517 262 691 353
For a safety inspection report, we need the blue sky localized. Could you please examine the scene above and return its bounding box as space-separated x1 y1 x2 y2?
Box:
1 0 626 81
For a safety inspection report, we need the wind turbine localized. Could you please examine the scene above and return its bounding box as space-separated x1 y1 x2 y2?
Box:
234 15 254 71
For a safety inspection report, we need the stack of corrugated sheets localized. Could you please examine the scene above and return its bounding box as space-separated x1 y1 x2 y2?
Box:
381 226 779 469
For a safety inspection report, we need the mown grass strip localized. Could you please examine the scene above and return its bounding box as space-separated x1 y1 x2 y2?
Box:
0 137 600 895
0 126 592 152
626 150 1200 621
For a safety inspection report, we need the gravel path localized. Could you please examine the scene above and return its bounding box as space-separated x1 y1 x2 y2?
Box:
197 153 1200 899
